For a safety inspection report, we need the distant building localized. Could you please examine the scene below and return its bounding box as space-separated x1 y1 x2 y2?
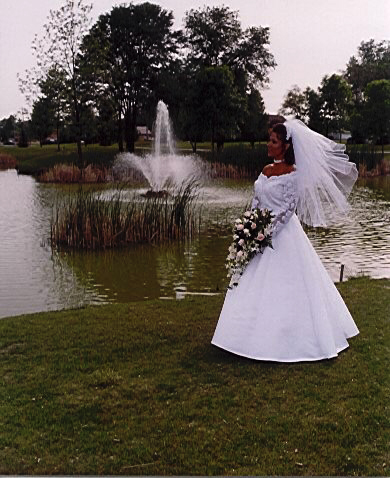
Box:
137 126 153 141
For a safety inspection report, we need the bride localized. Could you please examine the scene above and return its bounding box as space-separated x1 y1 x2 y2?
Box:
211 120 359 362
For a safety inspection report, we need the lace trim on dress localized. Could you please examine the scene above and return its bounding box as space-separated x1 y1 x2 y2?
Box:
271 177 297 236
260 170 297 180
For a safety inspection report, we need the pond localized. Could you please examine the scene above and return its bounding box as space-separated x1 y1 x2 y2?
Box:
0 169 389 319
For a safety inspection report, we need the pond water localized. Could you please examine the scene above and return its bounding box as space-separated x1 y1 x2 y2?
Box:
0 169 389 318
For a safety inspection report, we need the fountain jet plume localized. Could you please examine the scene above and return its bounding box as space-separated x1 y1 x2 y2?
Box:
113 100 207 194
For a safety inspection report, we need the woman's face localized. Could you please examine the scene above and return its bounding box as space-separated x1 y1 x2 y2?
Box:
267 132 285 159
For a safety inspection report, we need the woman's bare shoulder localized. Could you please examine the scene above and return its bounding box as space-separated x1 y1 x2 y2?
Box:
263 163 295 178
262 164 274 177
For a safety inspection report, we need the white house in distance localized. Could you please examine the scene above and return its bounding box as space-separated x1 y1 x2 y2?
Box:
137 126 153 141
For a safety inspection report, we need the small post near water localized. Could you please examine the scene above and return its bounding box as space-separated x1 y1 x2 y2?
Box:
339 264 345 282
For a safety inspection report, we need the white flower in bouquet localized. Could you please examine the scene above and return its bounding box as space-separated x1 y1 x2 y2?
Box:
226 207 273 289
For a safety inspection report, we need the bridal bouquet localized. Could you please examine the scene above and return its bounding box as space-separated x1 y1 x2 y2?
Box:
226 208 273 289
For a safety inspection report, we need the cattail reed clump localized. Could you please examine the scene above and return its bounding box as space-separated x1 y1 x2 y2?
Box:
347 145 387 177
0 153 17 170
39 163 111 183
51 181 201 249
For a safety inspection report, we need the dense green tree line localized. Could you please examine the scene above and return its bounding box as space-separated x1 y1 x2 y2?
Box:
280 40 390 151
8 0 275 162
2 1 388 160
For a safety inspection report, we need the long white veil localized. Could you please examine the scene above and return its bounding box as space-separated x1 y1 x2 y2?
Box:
285 119 358 227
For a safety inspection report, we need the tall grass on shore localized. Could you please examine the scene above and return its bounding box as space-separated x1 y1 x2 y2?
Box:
0 153 17 170
51 181 201 249
199 144 270 179
347 144 389 177
39 163 111 183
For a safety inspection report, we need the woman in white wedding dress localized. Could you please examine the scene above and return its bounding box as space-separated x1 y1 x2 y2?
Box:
211 120 359 362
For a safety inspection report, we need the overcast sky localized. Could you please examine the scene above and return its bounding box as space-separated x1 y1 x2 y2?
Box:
0 0 389 119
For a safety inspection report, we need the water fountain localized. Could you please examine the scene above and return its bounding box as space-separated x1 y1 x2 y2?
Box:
114 101 207 195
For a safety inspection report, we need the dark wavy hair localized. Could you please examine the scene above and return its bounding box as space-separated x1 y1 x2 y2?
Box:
272 123 295 165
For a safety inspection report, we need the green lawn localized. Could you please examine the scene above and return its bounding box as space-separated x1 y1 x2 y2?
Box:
0 143 120 175
0 277 388 475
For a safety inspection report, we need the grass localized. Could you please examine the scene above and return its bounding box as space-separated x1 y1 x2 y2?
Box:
0 143 119 175
51 182 201 249
0 277 388 475
1 140 389 180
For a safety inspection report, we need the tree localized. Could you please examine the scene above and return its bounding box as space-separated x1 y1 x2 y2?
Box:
364 79 390 157
17 123 29 148
240 89 267 147
39 67 68 151
182 5 274 148
319 74 353 139
191 66 245 151
183 6 276 90
279 85 306 120
96 96 118 146
81 3 178 152
30 97 54 146
20 0 93 165
0 115 17 143
80 105 98 145
344 39 390 104
184 6 241 67
304 87 324 134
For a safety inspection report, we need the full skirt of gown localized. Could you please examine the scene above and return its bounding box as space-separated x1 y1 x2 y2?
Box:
211 214 359 362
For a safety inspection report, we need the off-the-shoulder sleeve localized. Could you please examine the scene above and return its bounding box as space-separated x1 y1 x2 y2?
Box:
271 178 297 236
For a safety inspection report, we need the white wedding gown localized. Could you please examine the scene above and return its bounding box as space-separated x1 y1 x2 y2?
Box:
211 171 359 362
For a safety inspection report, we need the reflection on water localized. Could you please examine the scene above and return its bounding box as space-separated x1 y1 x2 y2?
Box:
0 170 104 319
0 169 389 318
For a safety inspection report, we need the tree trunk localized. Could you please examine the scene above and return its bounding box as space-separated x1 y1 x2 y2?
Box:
72 83 83 169
56 113 60 152
130 104 137 153
124 110 132 153
118 109 124 152
190 141 197 153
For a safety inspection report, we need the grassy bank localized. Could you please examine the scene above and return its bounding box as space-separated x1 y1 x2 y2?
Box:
0 277 388 475
1 141 389 180
0 144 119 175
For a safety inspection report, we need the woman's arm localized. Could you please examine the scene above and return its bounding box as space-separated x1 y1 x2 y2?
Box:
270 179 297 236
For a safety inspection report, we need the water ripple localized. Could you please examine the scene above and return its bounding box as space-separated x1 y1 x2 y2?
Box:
0 170 389 318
